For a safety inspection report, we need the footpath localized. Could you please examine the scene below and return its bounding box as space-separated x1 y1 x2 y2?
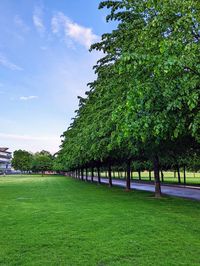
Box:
81 176 200 201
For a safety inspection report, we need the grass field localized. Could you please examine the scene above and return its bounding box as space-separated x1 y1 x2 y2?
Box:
0 175 200 266
95 171 200 185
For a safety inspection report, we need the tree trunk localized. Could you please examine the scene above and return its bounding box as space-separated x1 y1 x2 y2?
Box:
79 169 81 179
138 170 141 180
91 167 94 182
126 161 131 191
161 169 164 182
86 168 88 181
97 166 101 184
108 165 112 187
149 170 151 181
153 155 161 198
183 165 186 185
81 168 84 181
177 165 181 184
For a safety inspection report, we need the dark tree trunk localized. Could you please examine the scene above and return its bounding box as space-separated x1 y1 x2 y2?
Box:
161 169 164 182
81 168 84 181
126 161 131 191
97 166 101 184
149 170 151 181
174 171 176 179
153 155 161 198
177 165 181 184
183 165 186 185
79 169 81 179
91 167 94 182
138 170 141 180
108 165 112 187
86 168 88 181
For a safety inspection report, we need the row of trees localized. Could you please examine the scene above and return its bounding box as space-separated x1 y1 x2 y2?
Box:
55 0 200 197
12 150 54 175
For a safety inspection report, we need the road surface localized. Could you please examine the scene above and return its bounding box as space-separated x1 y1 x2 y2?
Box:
79 176 200 201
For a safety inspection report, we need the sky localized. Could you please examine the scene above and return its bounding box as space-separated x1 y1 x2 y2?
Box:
0 0 115 154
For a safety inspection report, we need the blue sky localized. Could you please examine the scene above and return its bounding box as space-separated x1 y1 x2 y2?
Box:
0 0 115 154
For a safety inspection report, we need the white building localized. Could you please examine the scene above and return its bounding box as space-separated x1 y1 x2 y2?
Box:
0 148 12 174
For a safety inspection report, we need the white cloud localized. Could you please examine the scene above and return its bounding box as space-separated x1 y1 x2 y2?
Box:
14 15 30 32
51 12 99 49
33 7 45 34
19 96 38 101
0 54 23 71
0 133 57 141
0 133 60 153
51 15 60 34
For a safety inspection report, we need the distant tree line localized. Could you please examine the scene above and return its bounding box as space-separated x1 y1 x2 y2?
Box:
55 0 200 197
12 150 54 175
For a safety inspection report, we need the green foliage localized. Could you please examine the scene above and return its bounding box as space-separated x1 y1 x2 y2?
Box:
12 150 33 172
12 150 54 173
32 153 53 173
55 0 200 183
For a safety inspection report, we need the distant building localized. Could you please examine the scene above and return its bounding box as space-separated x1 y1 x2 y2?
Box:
0 148 12 174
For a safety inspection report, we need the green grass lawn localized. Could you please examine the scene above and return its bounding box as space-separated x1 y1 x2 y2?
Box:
97 171 200 186
0 175 200 266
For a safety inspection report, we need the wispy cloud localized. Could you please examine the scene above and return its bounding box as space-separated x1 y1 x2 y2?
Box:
51 12 99 49
0 132 57 141
19 96 38 101
33 6 45 34
0 132 60 153
14 15 30 32
0 53 23 71
40 46 48 51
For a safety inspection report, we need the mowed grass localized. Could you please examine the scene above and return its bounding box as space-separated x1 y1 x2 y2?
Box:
98 171 200 185
0 175 200 266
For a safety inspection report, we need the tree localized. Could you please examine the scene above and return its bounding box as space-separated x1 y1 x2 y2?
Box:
32 154 53 175
55 0 200 198
12 150 33 172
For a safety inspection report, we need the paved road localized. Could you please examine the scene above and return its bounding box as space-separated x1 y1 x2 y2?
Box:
81 176 200 201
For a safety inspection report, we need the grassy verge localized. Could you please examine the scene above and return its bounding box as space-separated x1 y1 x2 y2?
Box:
95 171 200 186
0 175 200 265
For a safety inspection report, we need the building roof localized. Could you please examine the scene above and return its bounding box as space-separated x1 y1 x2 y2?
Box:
0 148 11 154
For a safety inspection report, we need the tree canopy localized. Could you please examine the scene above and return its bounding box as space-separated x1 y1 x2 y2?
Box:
12 150 33 172
55 0 200 197
12 150 53 174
